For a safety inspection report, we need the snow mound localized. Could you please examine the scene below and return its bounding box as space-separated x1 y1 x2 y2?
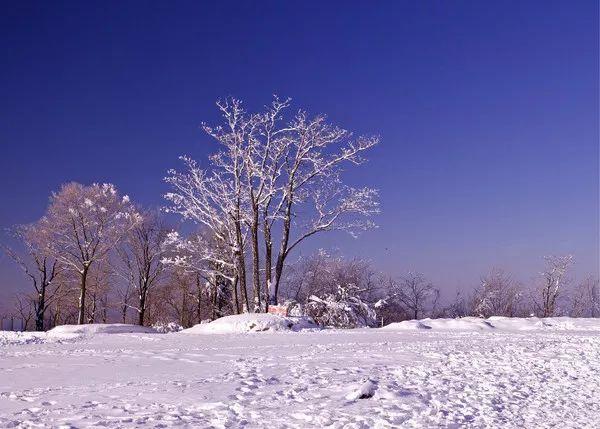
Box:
482 317 600 331
486 317 548 331
182 313 318 334
384 317 494 331
47 323 157 339
381 320 432 330
384 317 600 332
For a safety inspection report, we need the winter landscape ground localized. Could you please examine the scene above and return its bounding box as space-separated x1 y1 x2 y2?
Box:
1 315 599 428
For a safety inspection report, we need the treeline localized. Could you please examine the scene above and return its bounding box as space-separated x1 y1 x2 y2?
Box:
3 96 380 330
280 251 599 327
3 97 598 330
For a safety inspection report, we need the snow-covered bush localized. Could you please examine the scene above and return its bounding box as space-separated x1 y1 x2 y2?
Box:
183 313 317 334
280 251 380 328
470 269 523 318
152 321 184 333
305 283 377 328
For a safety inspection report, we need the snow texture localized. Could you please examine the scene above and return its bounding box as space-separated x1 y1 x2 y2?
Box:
1 317 599 428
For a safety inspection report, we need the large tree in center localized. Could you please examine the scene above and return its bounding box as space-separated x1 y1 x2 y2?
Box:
165 96 379 310
38 182 139 324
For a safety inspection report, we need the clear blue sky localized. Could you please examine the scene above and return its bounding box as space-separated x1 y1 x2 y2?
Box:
1 1 598 307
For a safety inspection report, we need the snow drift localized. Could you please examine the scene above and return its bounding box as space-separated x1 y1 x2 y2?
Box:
383 316 600 332
182 313 318 334
47 323 157 339
0 331 47 346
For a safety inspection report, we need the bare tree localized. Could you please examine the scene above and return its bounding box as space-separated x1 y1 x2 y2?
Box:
392 272 437 320
115 276 134 323
35 182 139 324
535 255 574 317
14 294 35 331
116 212 169 325
4 224 62 331
570 276 600 317
160 268 198 328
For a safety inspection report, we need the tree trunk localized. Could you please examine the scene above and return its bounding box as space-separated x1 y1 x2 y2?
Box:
250 202 261 312
271 200 292 305
234 219 249 312
232 275 240 314
138 285 147 326
35 286 46 331
77 265 89 325
263 217 272 312
211 277 218 320
195 274 202 324
88 291 97 324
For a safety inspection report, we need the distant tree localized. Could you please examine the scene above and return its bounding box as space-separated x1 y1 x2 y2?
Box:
569 276 600 317
161 268 197 328
13 294 35 331
4 223 62 331
36 183 139 324
443 291 469 318
116 212 169 325
391 272 437 320
535 255 574 317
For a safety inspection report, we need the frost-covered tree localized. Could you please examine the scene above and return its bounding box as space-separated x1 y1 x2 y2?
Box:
36 183 140 324
161 229 236 319
569 276 600 317
535 255 573 317
267 108 379 305
116 211 169 326
165 159 250 312
165 96 379 310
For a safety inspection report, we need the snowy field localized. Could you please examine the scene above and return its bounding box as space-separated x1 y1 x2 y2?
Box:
1 317 599 428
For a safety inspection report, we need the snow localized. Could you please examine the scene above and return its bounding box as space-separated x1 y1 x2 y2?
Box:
345 379 378 401
47 323 157 340
183 313 318 334
1 317 599 428
383 316 600 332
0 331 47 347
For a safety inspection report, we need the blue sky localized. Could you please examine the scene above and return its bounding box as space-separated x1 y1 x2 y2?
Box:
0 1 598 305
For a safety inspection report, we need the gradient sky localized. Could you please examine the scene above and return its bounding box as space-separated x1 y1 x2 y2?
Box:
1 1 598 309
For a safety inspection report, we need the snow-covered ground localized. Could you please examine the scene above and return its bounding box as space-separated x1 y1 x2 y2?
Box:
1 317 599 428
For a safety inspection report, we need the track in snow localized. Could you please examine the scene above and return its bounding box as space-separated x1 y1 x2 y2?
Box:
0 328 599 428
